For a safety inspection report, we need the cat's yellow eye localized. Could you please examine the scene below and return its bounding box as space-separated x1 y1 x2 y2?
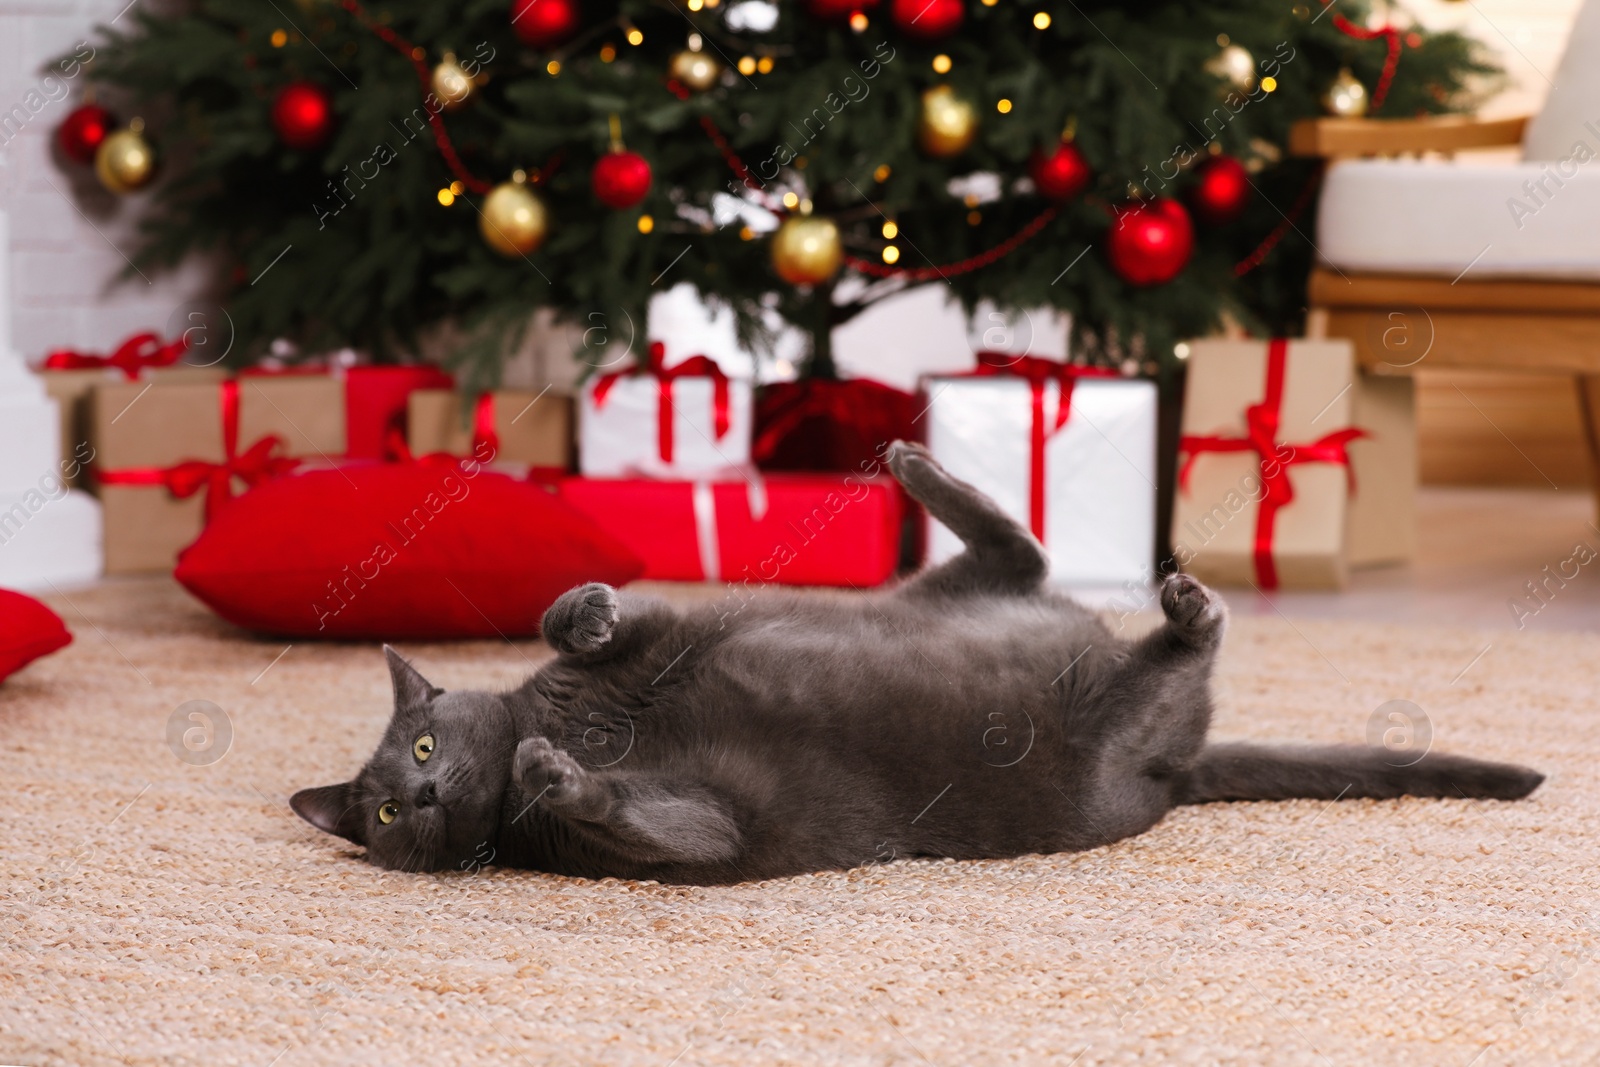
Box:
413 734 435 762
378 801 399 824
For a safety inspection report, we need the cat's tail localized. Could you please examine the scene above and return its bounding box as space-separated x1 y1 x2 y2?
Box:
1173 742 1544 805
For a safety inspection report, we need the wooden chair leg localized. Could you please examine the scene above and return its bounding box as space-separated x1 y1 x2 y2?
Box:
1576 375 1600 521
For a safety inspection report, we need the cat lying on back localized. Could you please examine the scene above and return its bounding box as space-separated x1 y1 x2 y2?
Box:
292 442 1544 884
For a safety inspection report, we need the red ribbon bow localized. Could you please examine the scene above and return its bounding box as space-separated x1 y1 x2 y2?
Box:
97 381 300 522
43 332 189 380
1177 339 1365 589
591 342 732 465
953 353 1117 542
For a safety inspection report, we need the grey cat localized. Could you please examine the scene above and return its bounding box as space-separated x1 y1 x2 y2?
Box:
292 441 1544 884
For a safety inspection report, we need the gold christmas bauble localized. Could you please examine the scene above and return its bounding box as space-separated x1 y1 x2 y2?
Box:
771 215 842 286
94 124 156 194
479 181 548 256
1205 43 1257 92
1323 67 1369 117
669 50 723 92
432 53 475 111
917 85 978 158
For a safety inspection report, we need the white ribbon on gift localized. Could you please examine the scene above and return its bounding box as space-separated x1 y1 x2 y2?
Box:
689 478 769 582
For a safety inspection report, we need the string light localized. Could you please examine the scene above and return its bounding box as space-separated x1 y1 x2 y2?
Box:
1261 76 1278 92
882 220 898 239
437 188 455 206
782 191 800 209
626 27 644 45
270 29 288 47
757 56 774 73
882 246 900 264
740 225 755 240
738 56 757 75
688 0 704 10
932 54 952 73
450 181 464 195
967 210 982 225
1033 11 1051 29
600 44 617 62
873 164 891 182
997 98 1012 113
849 11 868 30
546 60 561 75
638 214 654 233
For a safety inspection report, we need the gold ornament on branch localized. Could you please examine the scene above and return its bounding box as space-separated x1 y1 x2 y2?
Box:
771 215 842 286
670 44 722 92
917 85 978 158
479 178 548 256
432 52 475 111
94 118 156 194
1205 43 1257 92
1323 67 1369 117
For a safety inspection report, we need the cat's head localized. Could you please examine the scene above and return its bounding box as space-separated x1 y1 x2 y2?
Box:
290 647 515 873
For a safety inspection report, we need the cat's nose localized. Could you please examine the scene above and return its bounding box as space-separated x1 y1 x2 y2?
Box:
415 781 438 807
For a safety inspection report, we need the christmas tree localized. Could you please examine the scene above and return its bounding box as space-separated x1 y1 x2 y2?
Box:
63 0 1499 384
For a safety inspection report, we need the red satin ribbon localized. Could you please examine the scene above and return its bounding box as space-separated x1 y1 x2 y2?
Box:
952 353 1116 542
97 381 300 521
42 332 188 380
591 342 732 465
385 392 500 466
1177 339 1365 589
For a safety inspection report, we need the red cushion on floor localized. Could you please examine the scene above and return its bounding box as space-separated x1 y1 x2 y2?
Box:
0 589 72 682
174 463 644 639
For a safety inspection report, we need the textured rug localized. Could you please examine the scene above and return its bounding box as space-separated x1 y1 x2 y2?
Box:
1 578 1593 1066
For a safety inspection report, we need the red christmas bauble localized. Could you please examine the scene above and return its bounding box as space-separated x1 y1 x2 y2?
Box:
891 0 963 38
1106 198 1194 287
806 0 881 19
57 104 115 165
591 150 653 209
1188 154 1251 225
1029 141 1092 201
271 82 335 150
511 0 581 49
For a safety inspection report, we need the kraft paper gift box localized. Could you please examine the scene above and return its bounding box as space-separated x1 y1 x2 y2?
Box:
408 389 573 473
558 475 903 587
1170 338 1415 590
91 376 346 574
921 358 1158 586
38 332 228 489
579 343 753 479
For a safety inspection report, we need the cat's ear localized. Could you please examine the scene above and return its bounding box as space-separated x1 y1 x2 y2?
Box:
384 645 442 707
290 782 367 845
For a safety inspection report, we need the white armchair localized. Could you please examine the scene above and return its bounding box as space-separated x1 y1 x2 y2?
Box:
1294 0 1600 512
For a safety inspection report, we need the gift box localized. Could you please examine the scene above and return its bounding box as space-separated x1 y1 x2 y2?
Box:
37 333 226 489
408 389 572 473
92 376 346 574
578 343 752 479
1170 338 1413 590
557 474 903 587
753 377 920 473
922 355 1158 586
345 365 455 460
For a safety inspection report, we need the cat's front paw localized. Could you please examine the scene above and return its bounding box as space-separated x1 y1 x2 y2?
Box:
514 736 587 803
542 582 619 654
1160 573 1227 641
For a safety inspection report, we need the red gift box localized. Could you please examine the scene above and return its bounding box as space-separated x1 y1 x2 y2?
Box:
557 474 903 587
238 364 456 460
753 377 919 473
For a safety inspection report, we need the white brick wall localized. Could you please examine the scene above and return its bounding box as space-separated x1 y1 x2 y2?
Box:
0 0 1585 371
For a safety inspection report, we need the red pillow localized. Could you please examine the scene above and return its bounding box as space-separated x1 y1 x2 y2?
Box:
0 589 72 682
174 463 643 639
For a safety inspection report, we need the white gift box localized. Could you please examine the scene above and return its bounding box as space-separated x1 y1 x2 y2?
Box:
923 372 1157 586
578 353 753 479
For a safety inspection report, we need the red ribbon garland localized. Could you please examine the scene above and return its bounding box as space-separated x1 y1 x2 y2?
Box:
42 332 188 380
1332 13 1402 111
591 342 732 466
949 354 1117 542
97 381 300 521
1176 339 1365 589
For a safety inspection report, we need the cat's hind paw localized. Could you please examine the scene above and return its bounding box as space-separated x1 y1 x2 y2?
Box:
1160 573 1227 643
541 582 619 655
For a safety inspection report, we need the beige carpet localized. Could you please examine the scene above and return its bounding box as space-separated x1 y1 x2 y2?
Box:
2 578 1594 1066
